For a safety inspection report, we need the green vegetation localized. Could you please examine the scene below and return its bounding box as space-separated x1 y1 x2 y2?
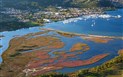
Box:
53 51 65 55
0 13 38 32
37 73 69 77
35 52 123 77
1 0 122 32
99 0 114 7
0 30 123 77
0 21 38 32
3 0 122 10
76 55 123 77
9 52 21 57
0 1 123 77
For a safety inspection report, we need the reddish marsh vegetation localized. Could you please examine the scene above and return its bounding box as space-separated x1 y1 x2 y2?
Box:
27 53 109 76
70 43 90 52
0 30 113 77
0 31 64 77
82 36 113 43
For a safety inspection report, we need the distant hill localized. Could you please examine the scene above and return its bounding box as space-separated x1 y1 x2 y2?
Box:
2 0 123 10
109 0 123 7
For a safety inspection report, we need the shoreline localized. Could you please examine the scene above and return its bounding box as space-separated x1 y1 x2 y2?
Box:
0 26 122 63
41 28 123 40
1 8 122 32
0 27 123 77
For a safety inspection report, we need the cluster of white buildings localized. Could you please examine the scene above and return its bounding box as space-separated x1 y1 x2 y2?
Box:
1 7 104 24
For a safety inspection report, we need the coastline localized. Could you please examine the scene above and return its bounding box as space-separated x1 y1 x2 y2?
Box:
0 25 122 62
0 8 123 77
41 28 123 40
0 29 123 77
1 8 121 32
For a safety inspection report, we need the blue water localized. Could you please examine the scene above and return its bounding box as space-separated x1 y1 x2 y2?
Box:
43 9 123 36
0 9 123 73
0 27 41 62
47 32 123 73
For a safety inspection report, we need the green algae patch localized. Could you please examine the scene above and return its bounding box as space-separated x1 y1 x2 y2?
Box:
70 43 90 52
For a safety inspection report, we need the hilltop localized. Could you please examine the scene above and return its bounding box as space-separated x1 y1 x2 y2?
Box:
2 0 123 10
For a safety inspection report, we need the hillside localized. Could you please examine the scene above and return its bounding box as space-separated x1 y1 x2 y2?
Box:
2 0 122 10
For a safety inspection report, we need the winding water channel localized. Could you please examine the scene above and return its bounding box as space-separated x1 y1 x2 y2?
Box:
0 9 123 72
